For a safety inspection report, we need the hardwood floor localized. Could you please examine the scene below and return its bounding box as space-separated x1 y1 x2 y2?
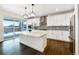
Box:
43 39 74 55
0 39 74 55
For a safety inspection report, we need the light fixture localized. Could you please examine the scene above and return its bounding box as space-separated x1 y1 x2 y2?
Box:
28 4 36 17
56 8 59 11
23 6 28 19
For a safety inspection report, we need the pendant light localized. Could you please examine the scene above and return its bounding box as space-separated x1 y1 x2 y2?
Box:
23 6 28 19
28 4 36 17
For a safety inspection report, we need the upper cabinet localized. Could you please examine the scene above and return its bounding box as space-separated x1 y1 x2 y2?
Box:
32 18 40 26
47 12 73 26
27 18 40 26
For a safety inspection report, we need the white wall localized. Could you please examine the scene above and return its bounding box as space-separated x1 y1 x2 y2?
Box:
47 12 73 26
78 5 79 55
0 17 4 42
74 4 79 55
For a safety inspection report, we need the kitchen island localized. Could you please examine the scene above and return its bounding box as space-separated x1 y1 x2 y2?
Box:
20 30 47 52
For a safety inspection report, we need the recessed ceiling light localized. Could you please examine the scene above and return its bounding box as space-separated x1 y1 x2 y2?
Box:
56 8 59 11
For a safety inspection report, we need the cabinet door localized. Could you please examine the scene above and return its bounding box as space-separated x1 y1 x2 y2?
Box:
60 31 69 41
56 31 62 39
47 30 56 39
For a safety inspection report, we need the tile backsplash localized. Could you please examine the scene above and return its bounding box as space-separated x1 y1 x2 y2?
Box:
33 26 70 31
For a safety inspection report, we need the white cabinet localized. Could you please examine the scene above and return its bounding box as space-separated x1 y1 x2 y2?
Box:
20 30 47 52
27 18 40 26
56 31 62 39
47 14 66 26
47 30 56 39
47 30 70 42
47 13 73 26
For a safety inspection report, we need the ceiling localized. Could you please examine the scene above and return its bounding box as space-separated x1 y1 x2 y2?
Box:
0 4 74 17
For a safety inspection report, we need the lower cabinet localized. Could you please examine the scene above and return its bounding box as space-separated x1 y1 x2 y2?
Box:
47 30 70 41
